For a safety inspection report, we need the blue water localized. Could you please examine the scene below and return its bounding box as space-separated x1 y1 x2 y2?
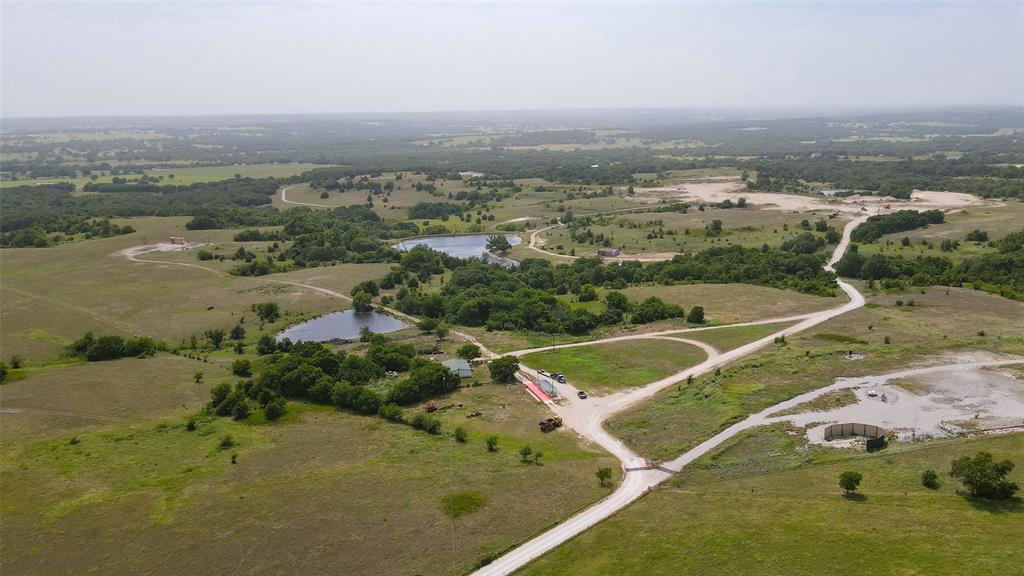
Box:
393 234 522 260
277 310 407 342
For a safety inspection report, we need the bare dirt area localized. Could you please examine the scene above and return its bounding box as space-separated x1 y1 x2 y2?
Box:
633 179 997 216
771 353 1024 444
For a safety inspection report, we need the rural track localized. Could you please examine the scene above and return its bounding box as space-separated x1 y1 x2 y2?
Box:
279 184 335 208
526 202 691 261
475 207 1022 576
121 245 225 277
120 199 989 576
474 216 874 575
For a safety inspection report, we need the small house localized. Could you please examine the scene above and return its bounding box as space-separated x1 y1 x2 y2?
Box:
441 358 473 379
169 236 187 245
597 247 621 257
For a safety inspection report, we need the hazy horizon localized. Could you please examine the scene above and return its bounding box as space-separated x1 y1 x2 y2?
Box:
2 1 1022 118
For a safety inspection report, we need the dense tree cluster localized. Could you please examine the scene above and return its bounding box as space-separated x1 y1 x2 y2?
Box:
65 332 163 362
390 241 830 334
0 216 135 247
211 337 460 425
835 230 1024 299
748 158 1024 199
851 210 945 243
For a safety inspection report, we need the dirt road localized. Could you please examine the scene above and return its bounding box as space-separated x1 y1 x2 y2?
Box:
279 184 334 207
472 217 868 576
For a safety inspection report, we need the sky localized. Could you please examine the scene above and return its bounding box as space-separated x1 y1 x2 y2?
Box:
1 1 1021 118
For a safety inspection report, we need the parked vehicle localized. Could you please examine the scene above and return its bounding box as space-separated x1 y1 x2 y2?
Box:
539 417 563 432
553 372 566 383
577 390 588 399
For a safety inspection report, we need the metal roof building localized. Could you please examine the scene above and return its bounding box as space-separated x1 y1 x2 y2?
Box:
441 358 473 379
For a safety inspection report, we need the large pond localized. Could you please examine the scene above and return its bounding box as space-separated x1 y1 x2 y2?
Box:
393 234 521 261
276 310 408 342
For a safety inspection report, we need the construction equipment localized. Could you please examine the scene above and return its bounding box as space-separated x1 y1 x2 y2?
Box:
539 417 563 432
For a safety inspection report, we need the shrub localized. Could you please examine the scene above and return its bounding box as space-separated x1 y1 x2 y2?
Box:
231 359 252 377
378 403 404 422
950 451 1018 499
921 469 939 489
263 397 287 421
485 435 499 452
488 356 519 384
219 434 235 449
411 412 441 434
232 398 254 420
454 426 468 443
578 284 598 302
457 343 481 361
839 470 863 494
686 305 705 324
209 382 231 407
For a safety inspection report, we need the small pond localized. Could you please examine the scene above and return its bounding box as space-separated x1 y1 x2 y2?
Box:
276 310 407 342
393 234 522 261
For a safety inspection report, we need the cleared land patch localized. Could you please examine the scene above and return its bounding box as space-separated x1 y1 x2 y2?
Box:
521 339 706 394
609 287 1024 460
685 321 798 352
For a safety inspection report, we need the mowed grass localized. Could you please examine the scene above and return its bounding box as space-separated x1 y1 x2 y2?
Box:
0 216 390 362
521 339 706 394
0 367 617 576
685 321 798 352
608 286 1024 461
520 432 1024 576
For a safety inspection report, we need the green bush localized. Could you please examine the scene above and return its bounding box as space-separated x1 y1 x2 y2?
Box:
231 359 253 377
411 412 441 434
263 397 287 421
378 403 404 422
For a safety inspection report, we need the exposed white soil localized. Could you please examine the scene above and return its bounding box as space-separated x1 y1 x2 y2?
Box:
771 353 1024 443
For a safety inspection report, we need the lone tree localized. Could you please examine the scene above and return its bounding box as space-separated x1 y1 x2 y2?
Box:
352 291 374 313
950 451 1018 500
597 467 613 487
686 305 705 324
205 329 226 350
487 235 512 254
839 470 863 495
519 445 533 463
457 343 481 361
252 302 280 323
485 435 499 452
489 355 519 384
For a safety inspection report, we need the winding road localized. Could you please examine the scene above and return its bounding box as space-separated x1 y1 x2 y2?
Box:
472 211 1016 576
278 183 336 208
120 191 1013 576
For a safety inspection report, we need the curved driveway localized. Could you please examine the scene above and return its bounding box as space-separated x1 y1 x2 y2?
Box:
473 217 869 576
